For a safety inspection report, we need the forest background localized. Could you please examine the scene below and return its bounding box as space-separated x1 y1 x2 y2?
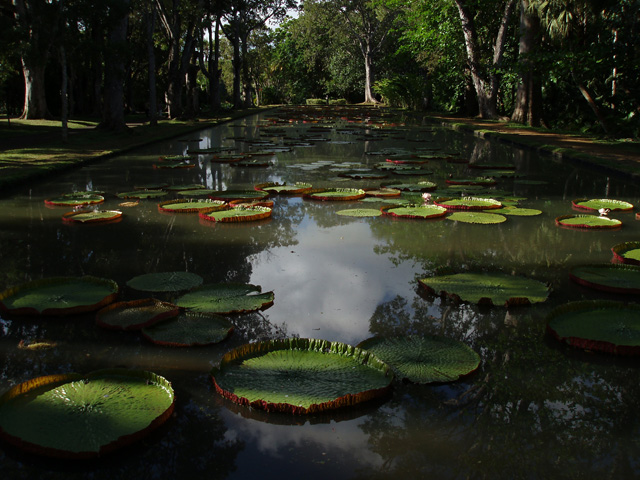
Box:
1 0 638 138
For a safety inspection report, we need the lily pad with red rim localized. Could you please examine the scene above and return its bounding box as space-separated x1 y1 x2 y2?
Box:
569 264 640 294
254 182 312 194
379 181 437 192
96 298 179 331
141 311 234 346
446 212 507 224
44 192 105 207
434 197 502 211
356 335 480 384
547 300 640 356
572 198 634 212
62 210 123 224
0 276 119 316
611 241 640 265
210 338 394 415
198 206 272 223
0 369 175 458
158 199 226 213
207 190 270 202
304 188 366 201
176 283 274 314
380 204 447 219
556 214 622 229
117 190 168 200
364 187 401 197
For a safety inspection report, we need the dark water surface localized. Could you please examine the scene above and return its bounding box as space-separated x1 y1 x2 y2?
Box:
1 107 640 479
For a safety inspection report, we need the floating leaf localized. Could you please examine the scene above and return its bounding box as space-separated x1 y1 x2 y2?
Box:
435 197 502 210
445 177 496 186
176 189 220 197
117 190 168 199
62 210 123 224
211 338 393 415
254 182 312 194
572 198 634 212
555 214 622 229
0 276 118 316
176 283 274 314
419 272 549 307
569 264 640 294
446 212 507 224
158 199 226 213
379 181 437 192
126 271 203 293
381 204 447 219
207 190 270 201
164 184 205 192
357 335 480 384
304 188 366 201
364 188 401 197
336 208 382 217
96 299 179 331
198 206 272 223
0 369 175 458
142 311 233 347
611 241 640 265
44 193 105 207
547 301 640 356
487 207 542 216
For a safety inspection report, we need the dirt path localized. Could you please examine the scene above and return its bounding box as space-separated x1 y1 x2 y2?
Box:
428 114 640 181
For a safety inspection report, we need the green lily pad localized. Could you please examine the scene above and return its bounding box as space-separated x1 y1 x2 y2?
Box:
198 206 272 223
569 264 640 294
380 181 437 192
556 214 622 229
96 299 179 331
336 208 383 217
117 190 168 199
547 301 640 355
158 154 195 162
489 207 542 216
176 189 220 197
44 193 105 207
381 204 447 219
164 184 206 192
0 276 119 316
255 182 312 194
126 272 203 293
207 190 270 201
611 241 640 265
304 188 366 201
357 335 480 384
572 198 634 212
419 272 549 307
62 210 123 224
446 212 507 224
142 311 234 347
445 177 496 186
176 283 274 314
364 188 401 197
435 197 502 210
0 369 175 458
158 199 226 213
210 338 393 414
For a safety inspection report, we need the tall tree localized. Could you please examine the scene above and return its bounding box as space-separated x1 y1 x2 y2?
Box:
12 0 61 119
454 0 516 118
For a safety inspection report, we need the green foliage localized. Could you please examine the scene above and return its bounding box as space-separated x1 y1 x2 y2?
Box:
373 74 426 109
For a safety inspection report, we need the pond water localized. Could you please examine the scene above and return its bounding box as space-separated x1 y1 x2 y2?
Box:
1 106 640 479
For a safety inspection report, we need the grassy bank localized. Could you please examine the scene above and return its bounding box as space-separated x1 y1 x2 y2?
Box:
0 108 269 194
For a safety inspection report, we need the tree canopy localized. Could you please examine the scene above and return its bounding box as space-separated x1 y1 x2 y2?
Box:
3 0 638 136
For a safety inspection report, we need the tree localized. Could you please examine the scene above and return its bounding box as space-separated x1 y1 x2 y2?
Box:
12 0 62 119
453 0 516 118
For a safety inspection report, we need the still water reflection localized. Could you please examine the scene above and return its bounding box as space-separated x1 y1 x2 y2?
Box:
1 107 639 479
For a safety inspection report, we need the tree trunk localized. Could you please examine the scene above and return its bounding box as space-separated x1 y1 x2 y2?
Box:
20 60 50 119
241 31 253 107
99 0 130 131
60 45 68 142
231 22 242 109
363 47 377 104
211 15 222 111
146 6 158 126
511 0 544 126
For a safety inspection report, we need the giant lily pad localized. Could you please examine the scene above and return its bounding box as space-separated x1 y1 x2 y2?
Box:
255 182 312 194
158 199 226 213
435 197 502 210
555 214 622 229
207 190 269 202
380 181 437 192
547 301 640 355
44 192 105 207
445 177 496 186
611 241 640 265
572 198 634 212
126 272 203 293
0 369 175 458
198 206 272 223
569 264 640 294
96 299 179 331
446 212 507 224
364 187 401 197
117 190 168 199
489 206 542 216
62 210 123 224
0 276 119 316
380 204 447 219
419 272 549 307
356 335 480 384
211 338 393 414
176 283 274 314
336 208 383 217
142 311 234 346
304 188 366 201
